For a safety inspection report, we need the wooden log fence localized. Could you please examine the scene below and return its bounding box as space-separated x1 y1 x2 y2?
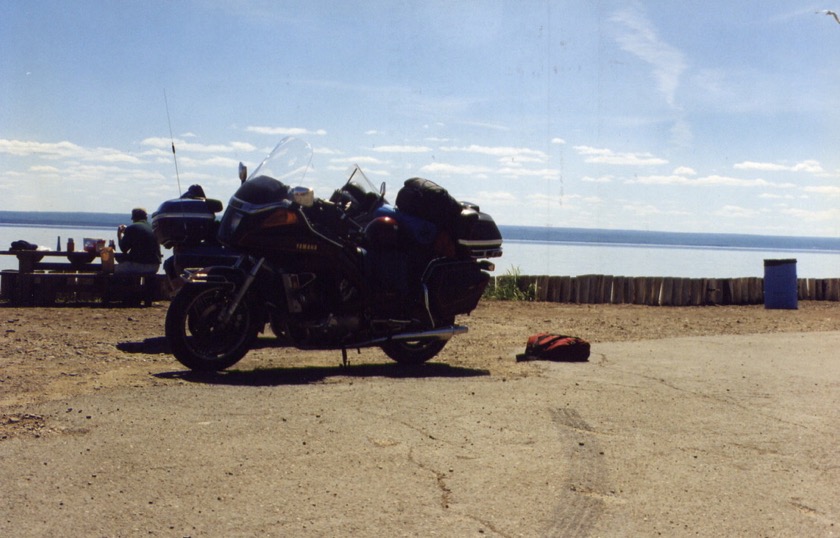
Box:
490 275 840 305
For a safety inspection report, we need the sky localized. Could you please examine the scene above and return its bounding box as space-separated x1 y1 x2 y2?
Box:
1 0 839 237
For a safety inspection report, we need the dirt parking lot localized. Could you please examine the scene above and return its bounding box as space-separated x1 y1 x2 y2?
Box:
2 300 839 536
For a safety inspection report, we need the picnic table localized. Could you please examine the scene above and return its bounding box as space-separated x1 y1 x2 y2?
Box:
0 249 164 306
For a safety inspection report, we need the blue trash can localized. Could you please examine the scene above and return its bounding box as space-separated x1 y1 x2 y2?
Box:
764 259 797 309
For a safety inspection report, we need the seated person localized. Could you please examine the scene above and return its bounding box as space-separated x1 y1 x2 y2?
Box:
116 208 162 274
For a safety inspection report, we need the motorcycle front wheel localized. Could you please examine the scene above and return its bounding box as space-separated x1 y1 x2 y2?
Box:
165 285 257 372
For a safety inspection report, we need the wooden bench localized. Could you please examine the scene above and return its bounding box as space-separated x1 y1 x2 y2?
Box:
1 250 166 306
0 270 165 306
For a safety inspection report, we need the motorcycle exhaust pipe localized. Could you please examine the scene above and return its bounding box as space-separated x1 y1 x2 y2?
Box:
365 325 469 347
390 324 468 342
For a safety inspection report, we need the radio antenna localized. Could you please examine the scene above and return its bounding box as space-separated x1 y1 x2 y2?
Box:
163 89 182 195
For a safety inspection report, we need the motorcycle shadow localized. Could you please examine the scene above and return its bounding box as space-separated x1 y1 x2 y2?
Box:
117 336 171 354
119 335 490 386
155 362 490 387
116 334 282 355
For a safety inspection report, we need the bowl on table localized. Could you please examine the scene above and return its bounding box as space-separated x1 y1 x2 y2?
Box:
67 252 96 266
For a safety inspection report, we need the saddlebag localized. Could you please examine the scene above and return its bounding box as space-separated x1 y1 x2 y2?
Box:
152 197 222 248
425 260 490 318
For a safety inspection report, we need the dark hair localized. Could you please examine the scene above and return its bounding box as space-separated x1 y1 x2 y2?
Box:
131 208 148 221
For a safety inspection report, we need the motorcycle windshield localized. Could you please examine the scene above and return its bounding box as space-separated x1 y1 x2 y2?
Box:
343 164 379 198
247 137 313 186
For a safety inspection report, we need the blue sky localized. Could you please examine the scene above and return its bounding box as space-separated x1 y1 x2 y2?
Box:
2 0 839 237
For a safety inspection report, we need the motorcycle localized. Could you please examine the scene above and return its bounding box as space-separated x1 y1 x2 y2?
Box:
160 137 503 372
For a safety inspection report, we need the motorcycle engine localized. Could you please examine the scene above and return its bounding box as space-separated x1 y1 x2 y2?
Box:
280 272 361 345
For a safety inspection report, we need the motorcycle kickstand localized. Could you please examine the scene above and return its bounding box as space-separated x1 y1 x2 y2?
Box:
340 348 361 368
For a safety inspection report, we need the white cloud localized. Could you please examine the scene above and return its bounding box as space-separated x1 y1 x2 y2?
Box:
142 138 261 156
98 151 143 164
551 137 566 145
610 5 686 108
419 162 493 176
573 145 668 166
245 126 327 136
581 175 614 183
670 118 693 148
497 167 561 180
142 137 227 153
759 192 794 200
714 205 760 218
497 155 546 165
804 185 840 196
179 155 241 169
230 141 258 152
627 174 782 188
780 207 840 222
673 166 696 176
330 156 388 165
441 144 548 161
0 139 83 158
372 145 432 153
734 160 824 174
458 120 510 131
29 165 61 173
622 203 663 217
0 138 146 165
621 202 690 217
476 190 517 202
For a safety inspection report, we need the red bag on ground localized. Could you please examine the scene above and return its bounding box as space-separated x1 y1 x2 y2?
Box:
516 333 590 362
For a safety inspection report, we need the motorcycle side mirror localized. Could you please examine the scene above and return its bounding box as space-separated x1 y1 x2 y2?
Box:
238 162 247 183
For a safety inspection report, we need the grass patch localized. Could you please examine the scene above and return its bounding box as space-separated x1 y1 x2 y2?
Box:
483 266 536 301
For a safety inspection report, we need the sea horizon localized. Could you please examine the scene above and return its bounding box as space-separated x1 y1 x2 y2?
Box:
2 210 839 253
2 218 838 278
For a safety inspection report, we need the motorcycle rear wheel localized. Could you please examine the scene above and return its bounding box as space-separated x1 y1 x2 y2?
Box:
381 339 448 365
380 315 457 365
165 285 257 372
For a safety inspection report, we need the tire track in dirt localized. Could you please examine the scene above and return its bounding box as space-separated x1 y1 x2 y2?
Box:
544 407 608 537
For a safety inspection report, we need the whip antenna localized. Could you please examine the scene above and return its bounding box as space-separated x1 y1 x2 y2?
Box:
163 89 182 195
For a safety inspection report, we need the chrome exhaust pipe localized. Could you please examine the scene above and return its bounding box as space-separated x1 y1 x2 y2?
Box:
363 325 469 347
390 324 468 342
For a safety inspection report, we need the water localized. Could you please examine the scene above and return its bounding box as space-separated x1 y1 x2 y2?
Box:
498 240 838 279
496 225 840 279
1 223 838 279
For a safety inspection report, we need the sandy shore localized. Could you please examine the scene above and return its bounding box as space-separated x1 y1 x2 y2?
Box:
1 300 839 536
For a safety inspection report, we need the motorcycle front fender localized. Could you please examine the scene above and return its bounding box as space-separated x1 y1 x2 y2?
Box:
178 265 270 333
